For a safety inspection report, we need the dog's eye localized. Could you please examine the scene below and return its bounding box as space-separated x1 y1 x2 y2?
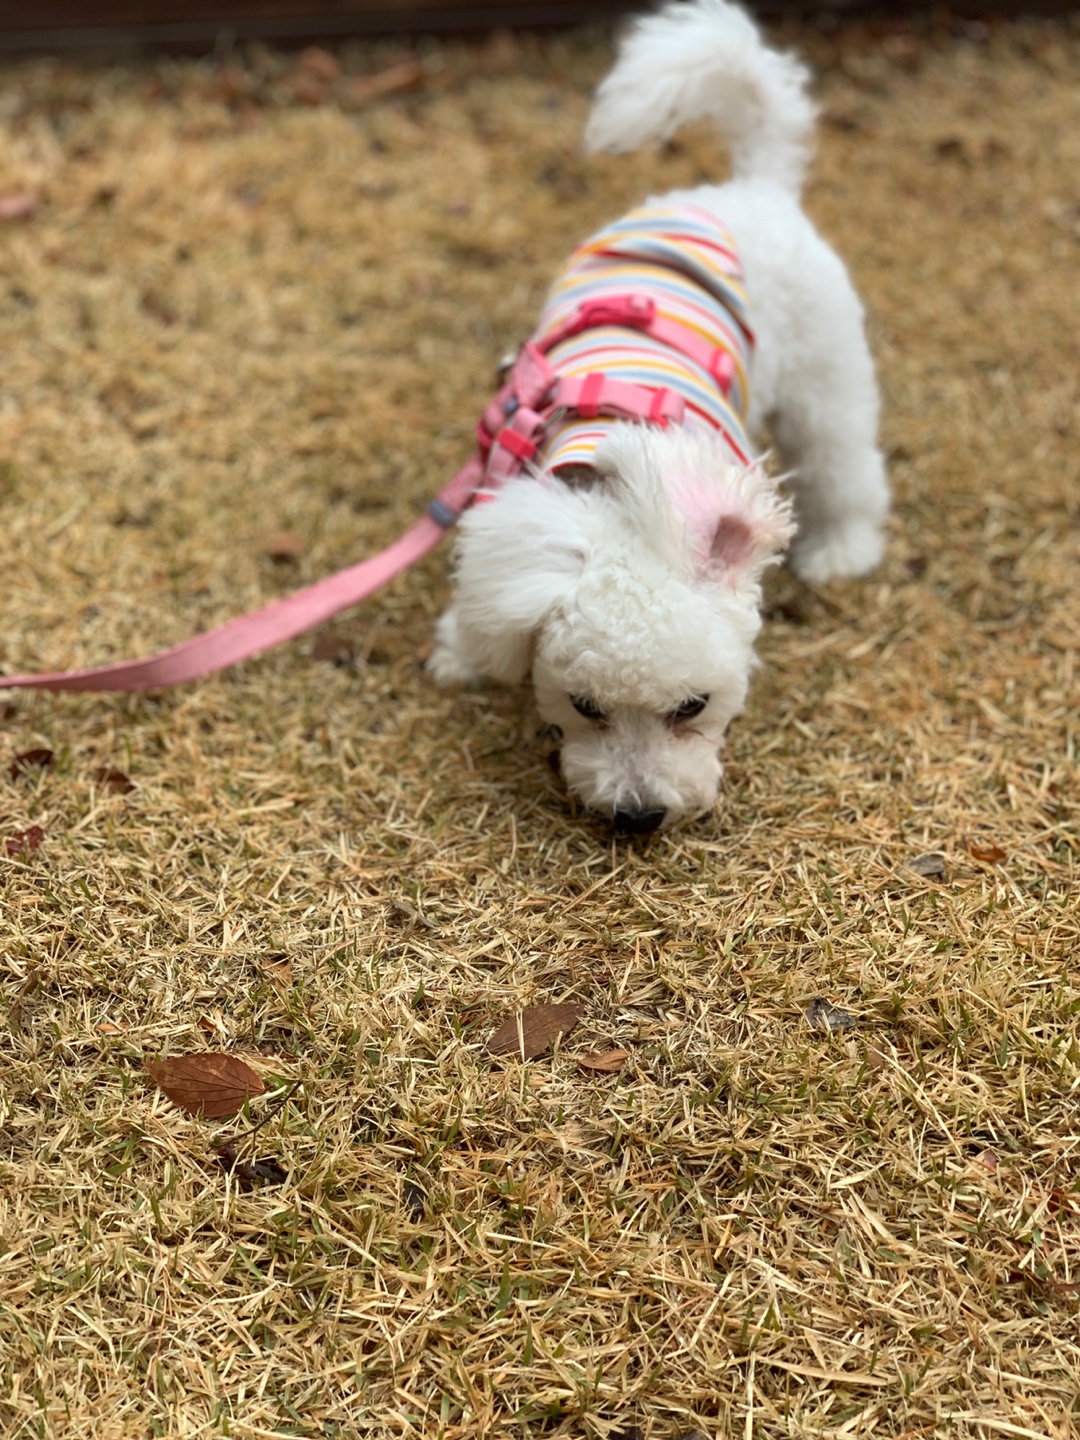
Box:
667 694 709 722
570 695 606 722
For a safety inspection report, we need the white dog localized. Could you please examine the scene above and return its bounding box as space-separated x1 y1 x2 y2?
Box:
430 0 888 833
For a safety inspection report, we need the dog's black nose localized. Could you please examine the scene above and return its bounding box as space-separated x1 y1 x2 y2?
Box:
613 805 666 835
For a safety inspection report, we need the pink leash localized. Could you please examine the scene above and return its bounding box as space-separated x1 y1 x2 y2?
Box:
1 458 483 693
2 292 739 696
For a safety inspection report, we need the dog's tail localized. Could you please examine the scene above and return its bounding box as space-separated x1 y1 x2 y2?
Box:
584 0 815 196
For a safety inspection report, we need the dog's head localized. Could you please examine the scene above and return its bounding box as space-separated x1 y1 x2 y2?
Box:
450 425 794 831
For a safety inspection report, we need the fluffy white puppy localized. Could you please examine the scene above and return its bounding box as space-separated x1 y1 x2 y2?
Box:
430 0 888 833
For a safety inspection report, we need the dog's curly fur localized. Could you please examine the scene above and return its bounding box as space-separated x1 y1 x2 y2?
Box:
431 0 889 832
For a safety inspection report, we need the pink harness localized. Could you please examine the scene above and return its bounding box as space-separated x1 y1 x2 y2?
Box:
476 293 742 489
3 282 749 694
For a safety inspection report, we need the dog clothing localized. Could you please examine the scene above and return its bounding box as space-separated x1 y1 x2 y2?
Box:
538 202 753 469
474 201 755 489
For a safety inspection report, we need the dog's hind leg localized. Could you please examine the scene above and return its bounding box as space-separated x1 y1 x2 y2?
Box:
763 250 890 584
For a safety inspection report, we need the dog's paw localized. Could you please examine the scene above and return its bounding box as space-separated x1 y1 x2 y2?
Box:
427 611 486 687
426 642 485 687
790 518 884 584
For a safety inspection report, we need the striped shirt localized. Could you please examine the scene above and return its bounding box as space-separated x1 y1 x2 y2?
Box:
533 201 754 472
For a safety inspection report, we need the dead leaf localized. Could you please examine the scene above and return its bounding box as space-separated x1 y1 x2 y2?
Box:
0 193 37 221
145 1052 266 1118
578 1049 628 1074
479 28 518 72
934 135 968 162
9 748 54 779
261 957 293 988
96 1021 128 1034
295 46 342 84
1007 1268 1080 1296
93 767 135 795
312 629 356 665
6 825 44 856
264 531 306 562
216 1144 287 1186
487 1003 583 1060
341 58 424 107
7 967 41 1031
211 63 256 104
968 839 1006 864
287 74 329 106
865 1044 891 1073
806 997 859 1032
140 289 177 326
907 851 946 878
974 1148 999 1173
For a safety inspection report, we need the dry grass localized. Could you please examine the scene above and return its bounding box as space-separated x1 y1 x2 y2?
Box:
1 14 1079 1439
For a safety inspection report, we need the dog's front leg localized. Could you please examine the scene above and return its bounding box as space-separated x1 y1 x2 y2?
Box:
429 604 533 688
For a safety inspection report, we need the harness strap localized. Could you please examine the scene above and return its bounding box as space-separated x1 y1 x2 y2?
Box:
553 374 684 427
539 294 742 396
485 405 547 485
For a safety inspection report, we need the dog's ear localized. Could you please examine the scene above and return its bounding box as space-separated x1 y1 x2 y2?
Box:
654 436 795 592
593 425 794 592
682 477 794 590
709 513 755 571
450 479 589 684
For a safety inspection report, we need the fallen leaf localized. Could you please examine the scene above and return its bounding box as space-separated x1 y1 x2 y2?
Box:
96 1021 128 1034
9 748 54 779
145 1052 266 1118
1007 1268 1080 1296
0 193 37 221
7 967 41 1031
341 58 424 106
480 28 518 72
6 825 44 856
264 531 306 562
216 1144 287 1186
968 839 1006 864
295 46 342 83
487 1003 583 1060
140 289 177 326
312 629 356 665
93 767 135 794
287 74 329 106
211 63 256 104
578 1049 628 1074
907 851 946 878
806 997 859 1033
974 1149 999 1173
934 135 968 162
261 957 293 988
402 1180 426 1220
